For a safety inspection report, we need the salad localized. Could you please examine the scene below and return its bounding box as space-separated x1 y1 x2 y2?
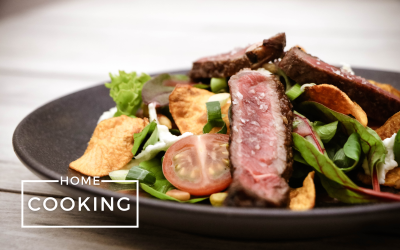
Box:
70 33 400 210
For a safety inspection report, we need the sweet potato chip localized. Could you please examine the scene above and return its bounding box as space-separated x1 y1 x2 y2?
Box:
289 171 316 211
169 85 230 135
302 84 368 127
375 111 400 140
369 80 400 99
70 115 148 176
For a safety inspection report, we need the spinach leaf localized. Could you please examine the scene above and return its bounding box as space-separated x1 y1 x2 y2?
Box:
131 121 157 155
141 74 176 107
394 130 400 163
172 74 189 81
318 174 376 204
141 184 208 203
138 158 208 203
339 133 362 172
294 151 309 165
313 121 338 143
298 102 386 184
332 149 354 170
293 111 325 154
143 125 159 150
293 133 400 203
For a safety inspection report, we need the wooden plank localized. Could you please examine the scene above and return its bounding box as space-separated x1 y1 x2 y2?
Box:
0 74 99 164
0 74 98 195
1 191 400 249
0 161 65 196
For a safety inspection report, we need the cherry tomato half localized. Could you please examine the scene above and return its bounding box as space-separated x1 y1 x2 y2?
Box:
163 134 232 196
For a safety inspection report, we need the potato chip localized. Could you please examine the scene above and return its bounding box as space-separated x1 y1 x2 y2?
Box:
375 111 400 140
302 84 368 127
357 171 371 186
289 171 316 211
70 115 148 176
384 167 400 189
169 85 230 135
369 80 400 99
357 167 400 189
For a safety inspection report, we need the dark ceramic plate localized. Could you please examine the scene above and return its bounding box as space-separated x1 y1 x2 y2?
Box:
13 69 400 239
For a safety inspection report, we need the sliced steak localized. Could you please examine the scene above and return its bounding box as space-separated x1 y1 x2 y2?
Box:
279 47 400 123
189 33 286 79
225 69 293 207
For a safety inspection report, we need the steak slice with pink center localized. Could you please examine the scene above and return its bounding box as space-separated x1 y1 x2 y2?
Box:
225 69 293 207
278 47 400 123
189 33 286 79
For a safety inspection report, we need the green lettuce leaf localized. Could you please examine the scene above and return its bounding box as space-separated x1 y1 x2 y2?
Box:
138 158 208 203
298 102 386 181
105 71 151 117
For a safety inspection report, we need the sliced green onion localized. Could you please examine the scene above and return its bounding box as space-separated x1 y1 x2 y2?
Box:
193 83 210 89
126 167 156 185
207 93 230 107
109 170 134 184
210 78 228 93
285 84 303 101
277 67 293 90
203 101 227 134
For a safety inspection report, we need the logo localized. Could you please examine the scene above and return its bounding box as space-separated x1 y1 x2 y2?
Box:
21 177 139 228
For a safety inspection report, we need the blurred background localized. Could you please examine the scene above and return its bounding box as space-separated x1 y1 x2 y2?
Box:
1 0 400 161
1 0 399 79
0 0 399 158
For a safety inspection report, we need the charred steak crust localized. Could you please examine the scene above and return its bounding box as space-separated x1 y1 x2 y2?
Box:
279 47 400 123
224 69 293 208
274 75 294 181
189 33 286 79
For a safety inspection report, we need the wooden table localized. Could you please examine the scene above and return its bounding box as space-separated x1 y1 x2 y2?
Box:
1 0 400 248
